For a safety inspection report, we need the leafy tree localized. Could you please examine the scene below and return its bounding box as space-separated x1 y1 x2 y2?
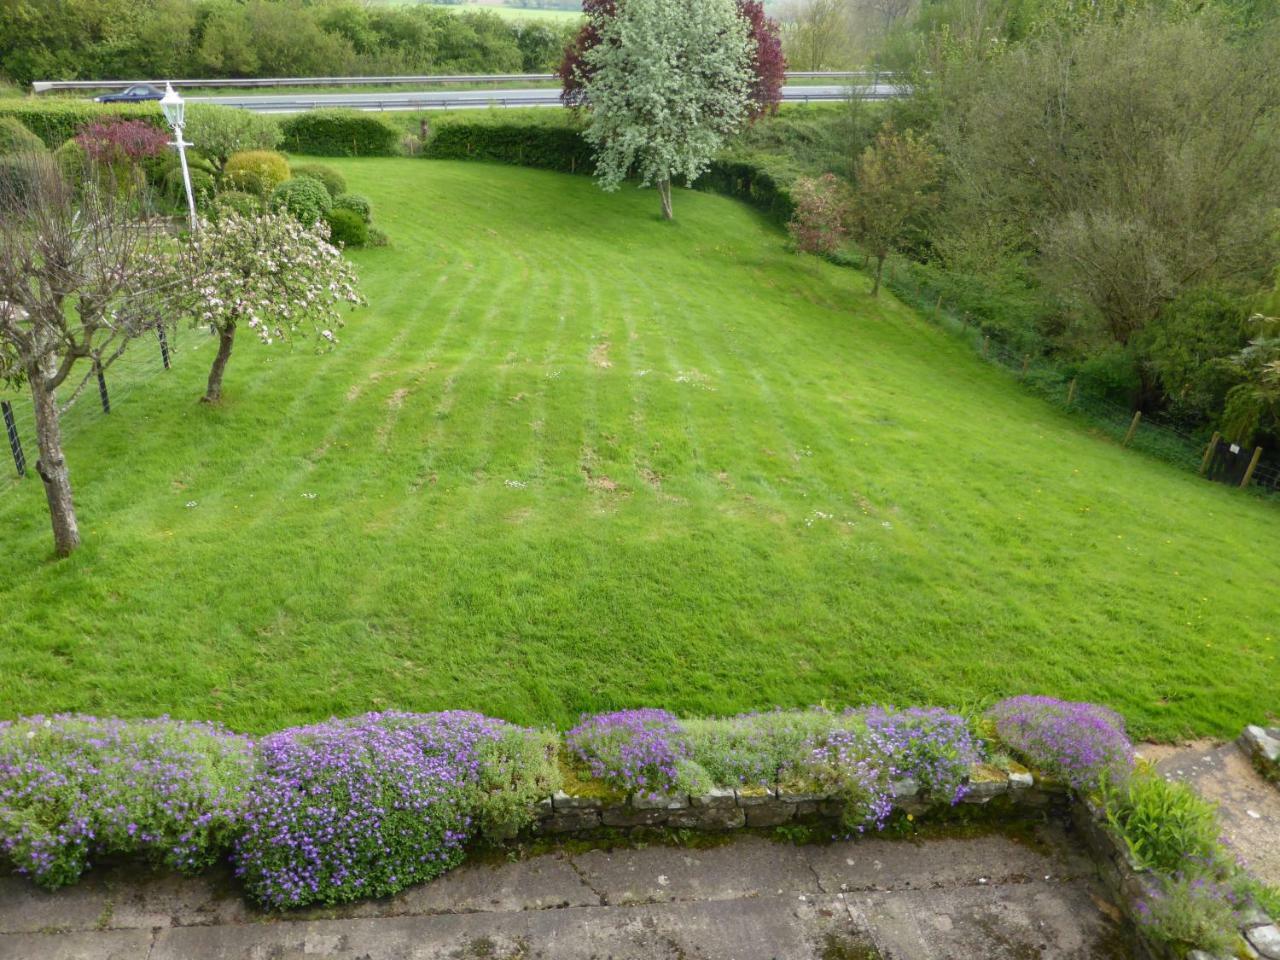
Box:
935 17 1280 366
0 157 176 556
1220 315 1280 444
788 173 851 255
178 212 363 404
578 0 753 220
561 0 784 118
184 106 283 170
779 0 852 70
848 124 939 295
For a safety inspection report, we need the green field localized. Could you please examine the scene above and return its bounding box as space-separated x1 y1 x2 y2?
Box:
0 159 1276 740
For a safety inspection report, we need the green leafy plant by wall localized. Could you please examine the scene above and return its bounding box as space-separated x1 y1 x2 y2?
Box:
1101 769 1224 874
280 110 399 158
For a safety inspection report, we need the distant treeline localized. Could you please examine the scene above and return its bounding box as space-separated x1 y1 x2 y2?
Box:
0 0 581 86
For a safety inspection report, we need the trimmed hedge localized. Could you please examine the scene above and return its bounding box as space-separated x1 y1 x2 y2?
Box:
325 207 368 247
224 150 291 197
0 117 45 155
0 100 164 148
280 110 399 157
423 118 594 174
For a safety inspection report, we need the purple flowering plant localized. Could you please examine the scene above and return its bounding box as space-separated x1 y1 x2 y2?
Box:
565 709 694 798
863 706 983 804
233 711 548 909
986 696 1134 791
0 715 254 890
1134 872 1244 955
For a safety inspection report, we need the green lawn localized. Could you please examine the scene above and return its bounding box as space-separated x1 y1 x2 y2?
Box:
0 159 1276 740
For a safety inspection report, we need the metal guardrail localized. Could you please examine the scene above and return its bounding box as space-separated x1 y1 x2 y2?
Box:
31 71 896 94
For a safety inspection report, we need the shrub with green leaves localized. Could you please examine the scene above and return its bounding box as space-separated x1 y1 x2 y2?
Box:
291 163 346 199
0 101 161 147
53 138 88 184
223 150 291 197
1101 769 1224 873
1135 874 1243 956
280 110 399 157
212 190 262 219
164 166 216 209
333 192 372 223
0 117 45 156
0 715 254 890
473 726 561 833
324 207 369 247
184 105 282 168
685 708 851 788
270 175 333 225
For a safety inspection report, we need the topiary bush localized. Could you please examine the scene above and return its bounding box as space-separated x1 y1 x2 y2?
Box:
0 153 47 201
211 189 262 219
324 207 368 247
0 715 254 890
0 117 45 156
53 138 88 184
279 110 399 157
163 166 216 209
332 192 372 223
270 175 332 225
291 163 346 198
232 711 548 909
223 150 291 197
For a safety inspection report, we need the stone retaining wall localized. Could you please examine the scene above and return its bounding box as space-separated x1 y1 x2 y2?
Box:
1073 798 1280 960
489 761 1065 840
1241 726 1280 783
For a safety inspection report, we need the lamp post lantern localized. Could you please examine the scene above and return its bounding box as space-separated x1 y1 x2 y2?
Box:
160 83 197 231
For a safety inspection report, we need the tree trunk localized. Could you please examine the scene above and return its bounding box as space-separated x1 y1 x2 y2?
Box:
203 323 237 404
29 374 80 557
871 254 886 297
657 180 673 221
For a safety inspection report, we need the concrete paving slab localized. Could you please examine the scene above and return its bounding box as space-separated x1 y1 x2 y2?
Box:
804 824 1090 894
568 834 819 905
0 929 153 960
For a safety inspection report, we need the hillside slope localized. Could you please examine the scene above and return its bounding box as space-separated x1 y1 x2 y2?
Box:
0 160 1275 738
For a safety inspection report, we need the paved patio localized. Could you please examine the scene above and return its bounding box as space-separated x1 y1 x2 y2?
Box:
0 824 1131 960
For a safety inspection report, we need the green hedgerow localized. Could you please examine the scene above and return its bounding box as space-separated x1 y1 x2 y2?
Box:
223 150 291 197
0 117 45 156
279 110 399 157
270 175 333 225
324 207 369 247
333 192 372 223
291 163 346 199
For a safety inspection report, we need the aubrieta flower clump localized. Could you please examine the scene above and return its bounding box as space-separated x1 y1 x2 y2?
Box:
233 711 518 910
0 715 254 890
566 709 690 798
1134 872 1244 956
863 706 982 804
801 723 895 832
987 695 1134 791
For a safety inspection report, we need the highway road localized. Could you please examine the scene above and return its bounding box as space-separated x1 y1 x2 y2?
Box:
187 83 904 113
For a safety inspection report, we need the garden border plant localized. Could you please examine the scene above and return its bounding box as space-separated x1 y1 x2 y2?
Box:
0 697 1275 957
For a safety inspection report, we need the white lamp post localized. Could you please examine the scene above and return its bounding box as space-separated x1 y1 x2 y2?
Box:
160 83 197 231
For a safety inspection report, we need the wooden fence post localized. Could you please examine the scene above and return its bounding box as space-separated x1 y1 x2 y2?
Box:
1241 446 1264 488
1199 431 1220 476
1066 377 1077 406
1123 410 1142 446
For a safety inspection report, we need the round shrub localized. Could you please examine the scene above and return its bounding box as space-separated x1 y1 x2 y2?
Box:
290 163 346 198
269 175 332 225
212 189 262 219
223 149 291 197
324 207 368 247
0 116 45 156
233 711 543 909
366 226 390 247
163 166 216 209
332 192 371 223
53 138 88 184
0 153 47 201
0 715 254 890
142 148 215 189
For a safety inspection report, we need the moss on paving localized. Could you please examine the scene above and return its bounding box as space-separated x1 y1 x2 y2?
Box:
0 160 1276 740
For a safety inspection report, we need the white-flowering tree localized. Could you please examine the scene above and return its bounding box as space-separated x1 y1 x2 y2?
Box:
0 155 177 557
580 0 753 220
180 212 364 404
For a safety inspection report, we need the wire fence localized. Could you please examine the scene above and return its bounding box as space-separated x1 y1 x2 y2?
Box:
885 264 1279 501
0 324 214 496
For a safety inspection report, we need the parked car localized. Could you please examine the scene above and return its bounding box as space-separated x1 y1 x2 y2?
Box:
94 84 164 104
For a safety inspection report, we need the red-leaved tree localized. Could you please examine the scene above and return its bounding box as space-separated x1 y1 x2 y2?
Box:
75 119 169 166
559 0 784 118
